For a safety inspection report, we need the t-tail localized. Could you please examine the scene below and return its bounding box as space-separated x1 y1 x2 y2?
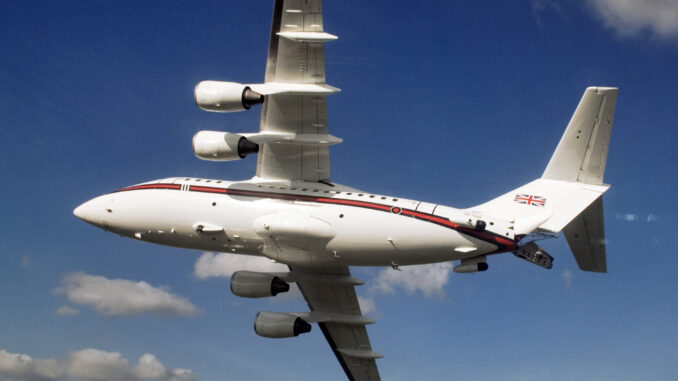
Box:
471 87 618 272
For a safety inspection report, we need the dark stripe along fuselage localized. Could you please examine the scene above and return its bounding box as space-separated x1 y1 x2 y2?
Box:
116 183 517 253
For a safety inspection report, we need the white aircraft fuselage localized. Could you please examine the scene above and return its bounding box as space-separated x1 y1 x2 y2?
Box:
74 177 517 267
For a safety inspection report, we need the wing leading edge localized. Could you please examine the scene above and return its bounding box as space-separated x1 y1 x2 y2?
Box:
290 264 382 381
257 0 340 183
258 2 381 379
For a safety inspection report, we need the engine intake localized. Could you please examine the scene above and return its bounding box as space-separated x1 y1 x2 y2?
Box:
231 271 290 298
254 312 311 338
192 131 259 161
194 81 264 112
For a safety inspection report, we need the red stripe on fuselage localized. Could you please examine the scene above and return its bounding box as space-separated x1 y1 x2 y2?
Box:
117 183 181 192
114 183 517 252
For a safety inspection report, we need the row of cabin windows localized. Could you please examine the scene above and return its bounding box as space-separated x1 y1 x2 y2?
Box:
181 178 398 202
184 178 223 184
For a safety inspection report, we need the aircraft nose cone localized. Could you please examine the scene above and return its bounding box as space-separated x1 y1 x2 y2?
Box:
73 202 88 221
73 197 105 224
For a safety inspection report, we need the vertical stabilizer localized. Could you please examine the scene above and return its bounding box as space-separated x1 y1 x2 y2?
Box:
470 87 617 273
542 87 618 185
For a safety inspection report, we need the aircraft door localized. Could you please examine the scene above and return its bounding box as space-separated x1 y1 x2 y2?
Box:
415 201 438 215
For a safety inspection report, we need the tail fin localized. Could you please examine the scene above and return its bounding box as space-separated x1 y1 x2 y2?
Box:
471 87 617 272
542 87 618 184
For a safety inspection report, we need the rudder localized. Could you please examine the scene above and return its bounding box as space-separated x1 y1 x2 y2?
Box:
542 87 618 185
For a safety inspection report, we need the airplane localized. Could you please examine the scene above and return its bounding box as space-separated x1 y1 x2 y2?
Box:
73 0 618 380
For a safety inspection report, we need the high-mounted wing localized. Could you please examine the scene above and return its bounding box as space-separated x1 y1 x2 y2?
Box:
256 0 340 183
254 2 382 378
290 264 382 381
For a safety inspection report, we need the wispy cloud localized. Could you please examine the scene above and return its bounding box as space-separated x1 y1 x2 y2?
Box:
561 269 574 288
531 0 564 27
193 252 287 279
55 305 79 316
372 262 454 298
357 296 376 315
20 256 30 268
586 0 678 42
0 348 195 381
623 213 637 221
616 212 660 223
54 273 197 317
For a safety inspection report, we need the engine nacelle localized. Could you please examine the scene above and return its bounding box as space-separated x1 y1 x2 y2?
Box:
192 130 259 161
231 271 290 298
453 262 489 273
254 312 311 338
453 255 489 273
194 81 264 112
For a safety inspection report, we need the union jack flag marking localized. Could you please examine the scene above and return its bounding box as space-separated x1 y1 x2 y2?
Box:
514 194 546 207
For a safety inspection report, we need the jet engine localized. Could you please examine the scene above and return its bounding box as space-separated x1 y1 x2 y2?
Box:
231 271 290 298
453 255 489 273
254 312 311 338
192 130 259 161
194 81 264 112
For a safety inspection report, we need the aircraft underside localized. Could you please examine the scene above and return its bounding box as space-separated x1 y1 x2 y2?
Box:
75 177 515 267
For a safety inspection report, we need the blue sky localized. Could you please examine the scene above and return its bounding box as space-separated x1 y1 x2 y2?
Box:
2 0 678 380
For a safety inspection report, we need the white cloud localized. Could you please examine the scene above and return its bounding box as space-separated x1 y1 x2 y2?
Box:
373 262 454 298
357 296 376 315
562 269 574 288
55 305 79 316
54 273 197 317
133 354 194 381
67 349 130 380
587 0 678 41
0 349 62 381
646 213 658 223
193 252 287 279
0 348 195 381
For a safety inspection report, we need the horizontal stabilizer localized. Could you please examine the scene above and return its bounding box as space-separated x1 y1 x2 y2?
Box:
471 178 608 234
563 196 607 272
